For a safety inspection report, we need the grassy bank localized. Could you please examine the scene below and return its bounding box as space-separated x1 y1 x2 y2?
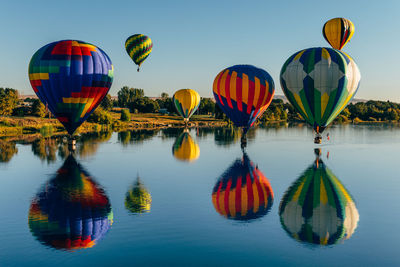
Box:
0 113 227 137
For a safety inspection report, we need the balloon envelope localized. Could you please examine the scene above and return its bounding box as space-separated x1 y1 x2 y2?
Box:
125 177 152 214
28 40 114 135
279 158 359 246
173 89 201 120
172 131 200 162
213 65 275 133
125 34 153 70
212 153 274 221
280 47 360 133
323 18 355 50
28 156 113 250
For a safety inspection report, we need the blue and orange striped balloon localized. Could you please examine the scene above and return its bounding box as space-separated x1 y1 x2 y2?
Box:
212 153 274 221
213 65 275 133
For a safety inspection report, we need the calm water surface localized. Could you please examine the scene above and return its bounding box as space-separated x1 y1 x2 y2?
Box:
0 125 399 266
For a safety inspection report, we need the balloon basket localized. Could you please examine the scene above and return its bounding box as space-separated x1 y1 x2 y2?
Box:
314 134 322 144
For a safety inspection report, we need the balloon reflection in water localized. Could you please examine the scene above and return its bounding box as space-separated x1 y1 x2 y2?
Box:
279 155 359 246
125 177 152 214
212 153 274 221
28 156 113 250
172 131 200 162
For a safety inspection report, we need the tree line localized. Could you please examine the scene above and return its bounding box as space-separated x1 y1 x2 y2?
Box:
2 86 400 124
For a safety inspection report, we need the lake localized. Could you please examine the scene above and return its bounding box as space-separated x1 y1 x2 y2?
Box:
0 124 399 266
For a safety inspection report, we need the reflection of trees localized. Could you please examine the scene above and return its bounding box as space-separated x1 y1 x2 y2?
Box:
161 128 182 140
30 131 113 162
0 140 18 163
214 127 241 146
118 131 131 146
77 131 112 159
32 138 58 163
118 129 159 146
196 127 214 139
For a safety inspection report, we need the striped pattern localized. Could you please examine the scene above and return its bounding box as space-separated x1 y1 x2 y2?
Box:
173 89 201 120
172 132 200 162
323 18 355 50
125 34 153 70
280 47 361 133
213 65 275 133
28 40 114 135
212 154 274 221
28 156 113 250
125 177 152 214
279 158 359 246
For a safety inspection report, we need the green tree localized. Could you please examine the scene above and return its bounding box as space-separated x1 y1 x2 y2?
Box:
130 97 159 113
156 97 175 113
198 98 215 115
0 88 19 116
100 94 113 111
214 104 225 119
161 92 169 99
121 109 131 121
117 86 145 107
31 99 46 117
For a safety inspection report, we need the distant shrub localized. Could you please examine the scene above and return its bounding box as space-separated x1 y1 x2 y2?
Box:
121 109 131 121
88 108 113 124
353 117 363 123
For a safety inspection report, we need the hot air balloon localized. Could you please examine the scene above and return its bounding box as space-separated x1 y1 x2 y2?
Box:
212 153 274 221
279 152 359 246
172 130 200 162
125 34 153 72
125 176 152 214
173 89 201 125
280 47 361 143
28 156 113 250
323 18 355 50
28 40 114 137
213 65 275 147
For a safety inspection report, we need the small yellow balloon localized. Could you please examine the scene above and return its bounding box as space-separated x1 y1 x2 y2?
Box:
172 131 200 162
172 89 201 121
322 18 355 50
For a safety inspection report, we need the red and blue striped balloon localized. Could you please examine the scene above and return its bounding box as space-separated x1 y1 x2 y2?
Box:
212 153 274 221
213 65 275 133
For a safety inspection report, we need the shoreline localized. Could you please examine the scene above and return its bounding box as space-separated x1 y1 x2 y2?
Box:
1 114 399 139
0 114 228 138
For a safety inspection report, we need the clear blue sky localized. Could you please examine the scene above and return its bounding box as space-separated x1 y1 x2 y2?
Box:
1 0 399 101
